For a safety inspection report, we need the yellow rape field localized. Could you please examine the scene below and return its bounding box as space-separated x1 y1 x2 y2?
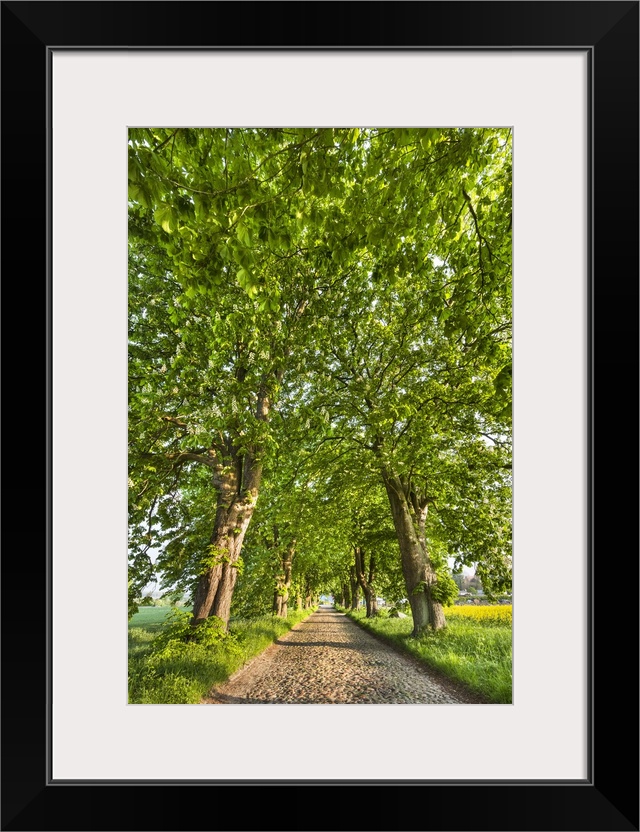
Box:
446 604 512 624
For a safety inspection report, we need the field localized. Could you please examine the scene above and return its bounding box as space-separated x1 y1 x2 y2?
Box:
128 606 316 704
345 605 512 703
128 606 177 638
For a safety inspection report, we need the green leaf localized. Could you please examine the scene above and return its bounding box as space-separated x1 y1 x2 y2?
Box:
493 363 512 393
236 222 251 247
154 206 176 234
128 157 140 182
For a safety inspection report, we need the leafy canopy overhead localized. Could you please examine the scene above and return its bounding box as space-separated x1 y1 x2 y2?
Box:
128 127 512 610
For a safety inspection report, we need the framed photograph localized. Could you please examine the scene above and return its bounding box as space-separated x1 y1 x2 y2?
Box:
3 2 637 830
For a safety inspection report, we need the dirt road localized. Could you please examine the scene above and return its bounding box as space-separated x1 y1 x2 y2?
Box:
204 606 478 704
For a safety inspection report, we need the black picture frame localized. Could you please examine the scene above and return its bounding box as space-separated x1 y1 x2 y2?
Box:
2 2 638 830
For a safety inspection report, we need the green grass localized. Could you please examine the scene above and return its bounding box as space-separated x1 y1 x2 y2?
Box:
344 608 512 704
129 605 181 630
128 607 317 704
128 607 189 662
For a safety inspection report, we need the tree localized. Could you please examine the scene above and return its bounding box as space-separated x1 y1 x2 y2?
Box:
128 127 512 636
128 128 364 626
295 128 512 633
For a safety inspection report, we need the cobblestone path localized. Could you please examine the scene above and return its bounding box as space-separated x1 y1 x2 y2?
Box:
204 606 476 704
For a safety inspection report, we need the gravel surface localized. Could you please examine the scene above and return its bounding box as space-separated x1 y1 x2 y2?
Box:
204 606 476 704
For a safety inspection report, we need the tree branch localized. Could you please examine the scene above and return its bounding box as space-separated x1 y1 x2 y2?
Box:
462 188 494 265
166 450 220 470
153 129 180 153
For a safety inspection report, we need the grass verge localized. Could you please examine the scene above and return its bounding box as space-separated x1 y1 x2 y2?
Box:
343 607 512 704
128 606 317 704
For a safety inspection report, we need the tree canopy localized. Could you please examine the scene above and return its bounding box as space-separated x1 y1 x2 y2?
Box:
128 127 512 634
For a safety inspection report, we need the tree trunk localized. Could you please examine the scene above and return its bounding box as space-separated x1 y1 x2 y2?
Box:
342 582 351 609
191 413 266 628
274 541 295 618
349 567 360 610
212 558 240 623
426 593 447 629
362 584 378 617
191 484 256 626
381 469 446 634
302 575 315 608
354 546 378 618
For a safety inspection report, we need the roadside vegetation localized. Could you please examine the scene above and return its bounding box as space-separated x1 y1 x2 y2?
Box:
128 606 316 704
343 606 512 704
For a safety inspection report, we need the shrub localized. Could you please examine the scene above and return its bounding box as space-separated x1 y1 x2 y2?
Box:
152 608 231 648
430 573 459 606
